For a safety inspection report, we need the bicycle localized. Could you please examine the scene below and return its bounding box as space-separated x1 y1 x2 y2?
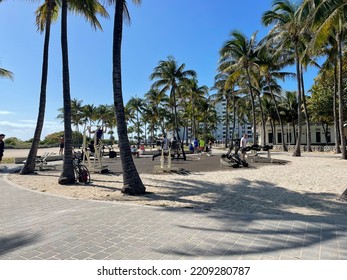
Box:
73 157 90 184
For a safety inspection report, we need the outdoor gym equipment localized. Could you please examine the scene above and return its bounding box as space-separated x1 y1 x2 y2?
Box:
246 144 274 163
154 148 180 173
35 152 59 171
82 126 109 173
220 139 249 168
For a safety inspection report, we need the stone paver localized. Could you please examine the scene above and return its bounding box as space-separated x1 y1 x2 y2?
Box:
0 174 346 260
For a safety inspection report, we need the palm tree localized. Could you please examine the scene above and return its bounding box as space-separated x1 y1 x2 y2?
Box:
256 44 294 151
59 0 108 185
20 0 57 175
144 88 169 141
181 78 208 141
262 0 306 156
150 56 196 160
281 90 299 145
220 30 260 144
110 0 145 195
126 97 144 146
300 0 347 159
212 72 237 147
319 39 341 154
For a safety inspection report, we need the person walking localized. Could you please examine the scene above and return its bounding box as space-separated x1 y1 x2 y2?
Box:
0 133 5 164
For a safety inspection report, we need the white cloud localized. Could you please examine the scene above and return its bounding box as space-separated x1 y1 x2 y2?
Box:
0 120 63 140
0 111 15 115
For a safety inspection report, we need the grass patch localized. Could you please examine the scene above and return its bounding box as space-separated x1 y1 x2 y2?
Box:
1 158 15 164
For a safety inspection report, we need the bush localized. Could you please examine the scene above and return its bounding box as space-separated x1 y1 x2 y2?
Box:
4 137 32 149
42 131 83 147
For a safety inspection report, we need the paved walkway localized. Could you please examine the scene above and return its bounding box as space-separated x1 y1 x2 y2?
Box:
1 173 346 260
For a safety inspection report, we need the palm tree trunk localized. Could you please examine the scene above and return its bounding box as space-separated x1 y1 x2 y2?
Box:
58 0 75 184
225 96 229 148
301 66 312 152
20 0 55 175
292 121 296 144
293 48 302 157
270 120 274 143
231 94 236 141
267 78 287 151
113 0 145 195
172 86 186 160
246 68 257 144
333 60 341 153
257 94 266 145
337 33 346 159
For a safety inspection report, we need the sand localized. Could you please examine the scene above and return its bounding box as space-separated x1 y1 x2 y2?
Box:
3 148 347 216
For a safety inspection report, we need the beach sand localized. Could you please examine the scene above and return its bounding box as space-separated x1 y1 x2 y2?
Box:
4 148 347 216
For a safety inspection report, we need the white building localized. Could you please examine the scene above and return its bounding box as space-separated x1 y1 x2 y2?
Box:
211 96 253 142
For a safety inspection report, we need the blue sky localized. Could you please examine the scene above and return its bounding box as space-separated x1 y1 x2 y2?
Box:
0 0 319 141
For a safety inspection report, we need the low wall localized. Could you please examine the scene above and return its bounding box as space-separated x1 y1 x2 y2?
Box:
272 145 337 153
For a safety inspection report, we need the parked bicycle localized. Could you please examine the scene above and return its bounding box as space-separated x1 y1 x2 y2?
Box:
73 157 90 184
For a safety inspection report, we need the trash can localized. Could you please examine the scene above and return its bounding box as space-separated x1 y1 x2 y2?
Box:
109 151 117 158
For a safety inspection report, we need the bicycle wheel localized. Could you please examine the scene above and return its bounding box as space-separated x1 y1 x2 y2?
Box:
78 165 90 184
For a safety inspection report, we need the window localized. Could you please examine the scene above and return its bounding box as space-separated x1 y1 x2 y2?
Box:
277 133 282 144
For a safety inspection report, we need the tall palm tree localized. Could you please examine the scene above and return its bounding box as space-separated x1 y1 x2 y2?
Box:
319 38 341 153
300 0 347 159
262 0 306 156
110 0 145 195
59 0 108 184
256 44 294 151
220 30 260 144
150 56 196 160
212 72 237 147
20 0 57 175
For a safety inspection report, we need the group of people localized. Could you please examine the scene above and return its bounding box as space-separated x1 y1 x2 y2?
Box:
189 138 212 154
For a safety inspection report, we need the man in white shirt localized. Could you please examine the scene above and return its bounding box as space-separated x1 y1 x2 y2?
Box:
240 134 248 160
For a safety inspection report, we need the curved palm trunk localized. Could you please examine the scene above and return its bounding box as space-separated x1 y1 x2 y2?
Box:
58 0 75 184
267 78 287 151
301 66 312 152
293 48 302 157
333 60 341 154
20 0 55 175
113 0 145 195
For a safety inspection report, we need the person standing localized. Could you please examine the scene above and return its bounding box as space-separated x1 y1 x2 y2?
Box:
59 135 64 155
0 133 5 164
240 134 248 160
193 138 199 154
